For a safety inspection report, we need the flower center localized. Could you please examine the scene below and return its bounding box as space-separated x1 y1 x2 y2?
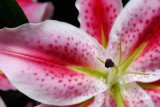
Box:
105 59 121 87
104 57 149 89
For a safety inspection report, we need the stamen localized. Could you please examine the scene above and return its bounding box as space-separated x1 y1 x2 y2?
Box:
105 59 114 68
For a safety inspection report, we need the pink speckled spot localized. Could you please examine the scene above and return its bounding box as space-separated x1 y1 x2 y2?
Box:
121 82 154 107
76 0 122 45
0 20 108 105
108 0 160 61
17 0 54 23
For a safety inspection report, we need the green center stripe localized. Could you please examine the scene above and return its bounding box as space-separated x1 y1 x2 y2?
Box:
138 83 160 89
120 42 148 72
112 83 125 107
101 26 107 49
67 66 107 79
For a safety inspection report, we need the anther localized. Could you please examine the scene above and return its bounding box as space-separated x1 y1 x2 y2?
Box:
105 59 114 68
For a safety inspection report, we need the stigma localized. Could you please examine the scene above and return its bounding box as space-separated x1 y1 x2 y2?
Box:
105 59 114 68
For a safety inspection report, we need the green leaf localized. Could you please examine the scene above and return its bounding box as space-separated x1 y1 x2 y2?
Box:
67 66 108 79
0 0 29 28
112 83 125 107
138 83 160 89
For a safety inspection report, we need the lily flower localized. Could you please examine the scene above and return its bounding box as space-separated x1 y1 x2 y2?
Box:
0 0 160 107
16 0 54 23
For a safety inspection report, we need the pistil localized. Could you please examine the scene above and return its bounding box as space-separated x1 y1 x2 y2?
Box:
105 59 114 68
105 59 120 86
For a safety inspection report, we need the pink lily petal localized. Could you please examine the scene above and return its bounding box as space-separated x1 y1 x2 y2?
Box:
0 21 108 71
128 32 160 82
124 73 160 83
44 92 117 107
17 0 54 23
0 97 6 107
144 88 160 107
121 82 154 107
86 91 117 107
0 20 108 105
0 74 16 90
76 0 122 44
139 80 160 106
36 103 81 107
108 0 160 60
